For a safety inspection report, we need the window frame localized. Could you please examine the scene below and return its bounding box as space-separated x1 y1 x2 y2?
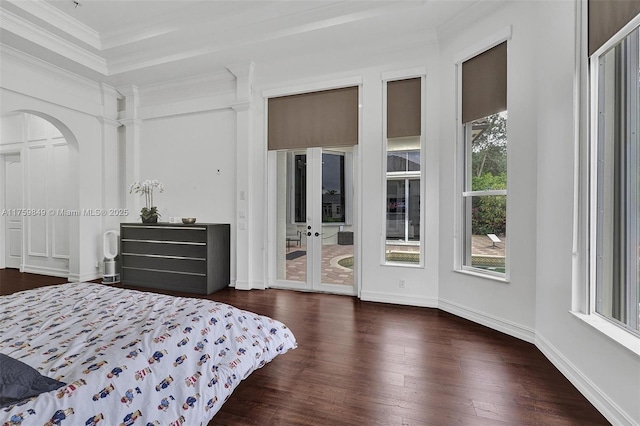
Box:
589 21 640 338
381 69 426 268
454 27 512 281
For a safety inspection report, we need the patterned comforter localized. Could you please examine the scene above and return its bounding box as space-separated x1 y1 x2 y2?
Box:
0 283 297 425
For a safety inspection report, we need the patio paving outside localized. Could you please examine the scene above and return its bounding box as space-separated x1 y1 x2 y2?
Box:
285 234 506 286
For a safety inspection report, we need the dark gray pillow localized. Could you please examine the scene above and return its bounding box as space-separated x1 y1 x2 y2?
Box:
0 353 66 408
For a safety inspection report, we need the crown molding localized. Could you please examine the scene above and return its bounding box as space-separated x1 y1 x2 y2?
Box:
101 25 176 51
436 1 508 43
0 8 107 75
137 71 235 106
6 0 101 50
0 44 101 92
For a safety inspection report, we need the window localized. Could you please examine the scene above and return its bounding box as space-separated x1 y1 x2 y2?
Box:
291 151 347 224
384 77 423 265
462 113 507 274
293 154 306 223
592 27 640 335
458 41 508 277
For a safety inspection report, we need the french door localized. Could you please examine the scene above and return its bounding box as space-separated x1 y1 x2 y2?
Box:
270 146 356 295
3 154 23 269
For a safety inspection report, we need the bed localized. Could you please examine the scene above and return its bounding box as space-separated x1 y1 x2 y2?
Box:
0 282 297 425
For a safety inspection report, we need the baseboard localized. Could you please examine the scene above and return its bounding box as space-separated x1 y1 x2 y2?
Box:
233 279 265 290
360 290 438 308
536 333 635 426
22 265 69 279
67 272 101 282
438 298 536 343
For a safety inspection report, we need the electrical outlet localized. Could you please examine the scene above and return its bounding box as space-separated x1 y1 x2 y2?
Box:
399 279 405 288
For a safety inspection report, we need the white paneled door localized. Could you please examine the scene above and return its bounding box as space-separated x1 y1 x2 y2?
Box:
4 154 23 269
271 147 357 295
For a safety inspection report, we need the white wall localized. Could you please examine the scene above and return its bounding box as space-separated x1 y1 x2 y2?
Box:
533 4 640 425
437 2 639 425
0 113 71 277
1 3 638 423
0 46 120 282
438 2 538 341
255 44 442 305
138 110 237 282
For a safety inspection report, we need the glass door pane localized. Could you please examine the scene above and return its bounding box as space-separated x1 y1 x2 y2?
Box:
275 151 307 284
318 148 354 289
386 179 406 240
272 147 356 295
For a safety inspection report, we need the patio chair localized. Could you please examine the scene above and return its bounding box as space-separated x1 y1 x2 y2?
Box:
487 233 501 247
286 224 302 249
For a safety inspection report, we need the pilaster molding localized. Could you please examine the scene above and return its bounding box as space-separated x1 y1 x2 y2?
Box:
118 85 140 121
229 61 255 290
226 61 255 104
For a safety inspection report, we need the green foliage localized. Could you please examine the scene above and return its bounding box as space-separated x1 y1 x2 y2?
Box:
470 112 507 235
472 113 507 178
471 173 506 235
140 206 159 222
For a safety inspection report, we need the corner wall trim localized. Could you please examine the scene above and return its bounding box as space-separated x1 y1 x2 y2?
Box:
438 298 536 343
535 333 635 426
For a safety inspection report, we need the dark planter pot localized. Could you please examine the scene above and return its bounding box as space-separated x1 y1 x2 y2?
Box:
141 215 158 223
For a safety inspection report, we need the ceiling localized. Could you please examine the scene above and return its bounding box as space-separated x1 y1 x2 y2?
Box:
0 0 481 88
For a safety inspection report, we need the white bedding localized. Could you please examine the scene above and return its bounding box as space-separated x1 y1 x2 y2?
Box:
0 283 297 425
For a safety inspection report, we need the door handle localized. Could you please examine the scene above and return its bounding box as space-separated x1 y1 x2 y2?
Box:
307 232 312 236
314 232 320 237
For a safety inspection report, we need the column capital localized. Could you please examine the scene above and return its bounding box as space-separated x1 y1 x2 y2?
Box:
97 116 120 127
119 118 142 127
231 101 252 113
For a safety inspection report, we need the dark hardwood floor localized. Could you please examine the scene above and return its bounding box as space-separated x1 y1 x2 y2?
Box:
0 269 610 425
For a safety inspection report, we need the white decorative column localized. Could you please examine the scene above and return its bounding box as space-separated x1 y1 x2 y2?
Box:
117 85 141 218
227 62 255 290
100 83 122 231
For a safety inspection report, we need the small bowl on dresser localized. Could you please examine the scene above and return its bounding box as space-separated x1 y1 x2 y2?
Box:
182 217 196 224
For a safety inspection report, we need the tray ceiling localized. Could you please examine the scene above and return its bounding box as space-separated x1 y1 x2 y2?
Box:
0 0 482 87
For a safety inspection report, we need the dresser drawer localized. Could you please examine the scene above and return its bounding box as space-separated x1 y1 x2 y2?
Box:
121 268 208 294
121 240 206 258
121 225 207 243
122 254 206 275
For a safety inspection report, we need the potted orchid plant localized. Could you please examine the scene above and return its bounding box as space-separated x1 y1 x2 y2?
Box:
130 179 164 223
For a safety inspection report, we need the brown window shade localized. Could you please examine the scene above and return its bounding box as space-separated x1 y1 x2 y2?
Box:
387 78 421 138
589 0 640 55
462 42 507 124
267 86 358 150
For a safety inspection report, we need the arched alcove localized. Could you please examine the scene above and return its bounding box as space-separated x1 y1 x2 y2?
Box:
0 111 80 279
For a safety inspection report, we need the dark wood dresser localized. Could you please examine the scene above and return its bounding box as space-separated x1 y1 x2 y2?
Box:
120 223 230 294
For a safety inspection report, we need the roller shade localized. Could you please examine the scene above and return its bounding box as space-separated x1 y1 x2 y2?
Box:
589 0 640 55
268 86 359 150
387 77 421 138
462 42 507 124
